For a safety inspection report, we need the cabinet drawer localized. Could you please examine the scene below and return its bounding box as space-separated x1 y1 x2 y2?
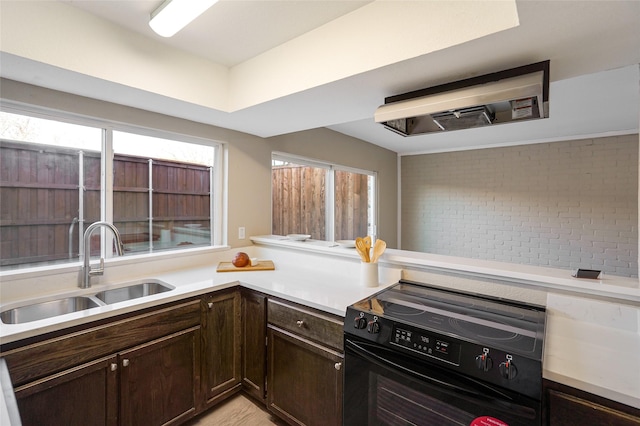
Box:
544 380 640 426
548 389 640 425
267 299 343 351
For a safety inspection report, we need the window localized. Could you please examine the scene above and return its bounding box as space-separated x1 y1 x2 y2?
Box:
0 110 222 271
113 131 215 254
271 153 376 241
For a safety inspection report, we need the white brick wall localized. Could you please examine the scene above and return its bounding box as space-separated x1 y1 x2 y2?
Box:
401 135 639 277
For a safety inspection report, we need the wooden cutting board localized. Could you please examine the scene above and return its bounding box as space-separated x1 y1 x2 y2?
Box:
216 260 275 272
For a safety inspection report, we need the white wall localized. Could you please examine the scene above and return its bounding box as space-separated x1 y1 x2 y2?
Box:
401 135 639 277
0 79 398 248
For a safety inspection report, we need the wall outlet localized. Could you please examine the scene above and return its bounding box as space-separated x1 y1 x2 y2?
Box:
238 227 245 239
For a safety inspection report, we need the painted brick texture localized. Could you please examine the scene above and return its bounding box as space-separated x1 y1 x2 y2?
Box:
401 135 639 277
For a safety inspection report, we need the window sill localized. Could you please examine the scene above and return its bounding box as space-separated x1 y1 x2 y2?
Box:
250 235 363 260
0 245 230 283
250 235 640 303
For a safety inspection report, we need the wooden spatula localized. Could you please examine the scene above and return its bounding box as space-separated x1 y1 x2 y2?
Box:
371 239 386 263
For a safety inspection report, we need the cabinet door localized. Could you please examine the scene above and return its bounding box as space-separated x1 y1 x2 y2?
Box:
119 327 200 426
242 289 267 402
201 289 241 406
15 355 118 426
267 327 343 426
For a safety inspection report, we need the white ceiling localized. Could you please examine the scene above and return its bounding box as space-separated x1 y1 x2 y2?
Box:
62 0 374 67
2 0 639 155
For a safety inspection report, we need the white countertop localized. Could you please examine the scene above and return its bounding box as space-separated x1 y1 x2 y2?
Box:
544 292 640 409
0 253 401 345
1 242 639 413
0 359 20 426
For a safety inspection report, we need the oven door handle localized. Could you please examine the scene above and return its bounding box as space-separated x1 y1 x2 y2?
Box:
346 338 520 403
347 338 486 398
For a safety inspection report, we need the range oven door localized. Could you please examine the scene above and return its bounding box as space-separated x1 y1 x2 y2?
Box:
344 336 541 426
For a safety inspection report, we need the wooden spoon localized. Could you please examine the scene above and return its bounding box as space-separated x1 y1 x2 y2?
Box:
355 237 370 262
363 236 372 261
363 235 371 245
371 239 386 263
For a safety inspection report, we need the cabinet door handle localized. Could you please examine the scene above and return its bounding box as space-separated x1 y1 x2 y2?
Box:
296 320 304 327
208 302 213 309
122 359 130 367
110 363 117 372
334 362 342 371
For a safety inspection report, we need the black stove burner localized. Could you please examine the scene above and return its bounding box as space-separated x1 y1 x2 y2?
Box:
449 318 521 342
383 301 427 317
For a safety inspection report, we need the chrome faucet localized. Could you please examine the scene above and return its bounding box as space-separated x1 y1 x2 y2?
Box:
81 221 124 288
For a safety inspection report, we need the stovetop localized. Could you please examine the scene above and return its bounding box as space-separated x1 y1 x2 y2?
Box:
348 280 546 360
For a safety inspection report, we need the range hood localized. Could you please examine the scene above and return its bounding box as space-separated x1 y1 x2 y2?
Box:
375 61 549 136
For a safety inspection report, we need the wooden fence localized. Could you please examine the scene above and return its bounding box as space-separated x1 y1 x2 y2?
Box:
0 140 210 267
271 165 368 240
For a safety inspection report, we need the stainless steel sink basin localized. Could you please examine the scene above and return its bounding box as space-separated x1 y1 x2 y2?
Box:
94 281 174 305
1 280 175 325
0 296 101 324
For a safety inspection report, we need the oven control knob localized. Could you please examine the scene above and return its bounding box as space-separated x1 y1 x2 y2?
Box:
475 354 493 372
354 317 367 329
499 360 518 380
367 320 381 334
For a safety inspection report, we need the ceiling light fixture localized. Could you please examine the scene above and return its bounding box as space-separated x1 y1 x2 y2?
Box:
149 0 218 38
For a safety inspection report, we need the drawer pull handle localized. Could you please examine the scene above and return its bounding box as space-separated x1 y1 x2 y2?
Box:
335 362 342 371
110 363 117 372
122 359 130 367
296 320 304 327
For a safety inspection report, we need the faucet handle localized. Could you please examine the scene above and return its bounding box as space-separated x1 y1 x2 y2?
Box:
89 258 105 276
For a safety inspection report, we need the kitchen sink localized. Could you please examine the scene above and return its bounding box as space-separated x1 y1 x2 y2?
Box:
1 280 175 325
0 296 102 325
94 281 174 305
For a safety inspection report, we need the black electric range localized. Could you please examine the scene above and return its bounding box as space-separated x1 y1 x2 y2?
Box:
344 279 546 401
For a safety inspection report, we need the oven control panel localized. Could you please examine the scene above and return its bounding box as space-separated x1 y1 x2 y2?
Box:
390 325 461 365
345 306 542 398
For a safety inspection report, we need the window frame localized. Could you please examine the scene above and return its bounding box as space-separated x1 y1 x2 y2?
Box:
271 152 377 242
0 103 226 274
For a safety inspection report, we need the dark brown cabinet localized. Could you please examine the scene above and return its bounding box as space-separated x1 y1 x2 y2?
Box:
266 299 344 426
201 288 242 408
3 287 350 426
15 355 119 426
241 288 267 402
545 380 640 425
3 299 202 426
120 328 200 425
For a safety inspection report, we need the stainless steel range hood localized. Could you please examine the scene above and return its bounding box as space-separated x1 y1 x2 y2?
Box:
375 61 549 136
